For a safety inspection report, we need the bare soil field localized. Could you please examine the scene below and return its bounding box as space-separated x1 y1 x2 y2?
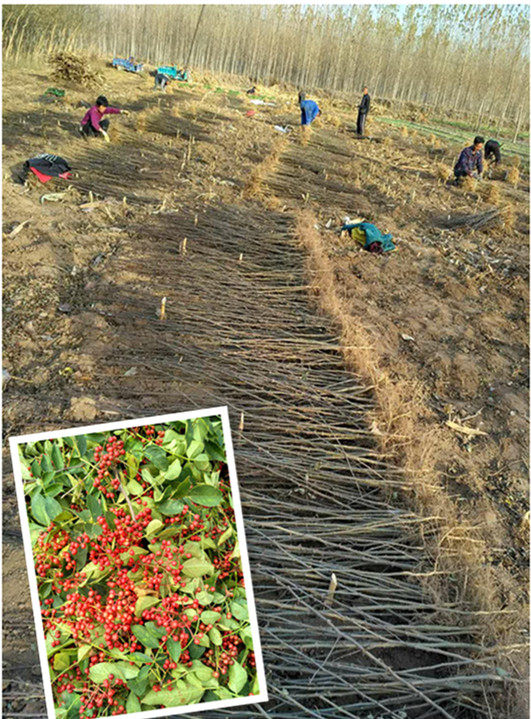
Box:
3 59 529 718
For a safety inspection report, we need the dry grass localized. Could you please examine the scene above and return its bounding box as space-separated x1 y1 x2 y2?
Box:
510 154 521 168
241 135 289 199
500 202 516 230
460 175 478 192
436 163 452 183
483 182 501 205
326 110 342 128
299 126 310 146
400 126 409 139
135 110 148 133
294 209 528 659
506 166 520 188
49 51 101 87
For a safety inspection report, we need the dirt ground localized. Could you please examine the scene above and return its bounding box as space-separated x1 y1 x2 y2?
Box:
2 59 529 717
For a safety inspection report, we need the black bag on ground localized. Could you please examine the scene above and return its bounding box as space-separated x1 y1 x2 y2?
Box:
21 154 72 183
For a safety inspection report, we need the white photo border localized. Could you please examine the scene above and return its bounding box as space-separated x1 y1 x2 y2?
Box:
8 405 269 719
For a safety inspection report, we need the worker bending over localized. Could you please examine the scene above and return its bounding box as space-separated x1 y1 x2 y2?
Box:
154 72 171 92
299 92 321 127
484 139 501 167
454 136 484 181
79 95 129 142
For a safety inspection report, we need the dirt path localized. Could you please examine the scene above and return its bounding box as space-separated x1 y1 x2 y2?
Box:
2 66 527 718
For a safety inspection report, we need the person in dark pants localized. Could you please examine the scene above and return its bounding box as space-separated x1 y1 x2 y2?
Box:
453 136 484 181
154 73 170 92
299 93 321 127
79 95 128 141
357 87 370 136
484 139 501 166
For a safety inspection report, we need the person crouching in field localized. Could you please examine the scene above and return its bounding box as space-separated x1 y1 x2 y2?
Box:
79 95 129 142
299 92 321 128
453 135 484 182
484 139 501 168
154 72 171 92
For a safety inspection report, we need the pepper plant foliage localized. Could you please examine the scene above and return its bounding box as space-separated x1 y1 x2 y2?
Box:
19 416 258 718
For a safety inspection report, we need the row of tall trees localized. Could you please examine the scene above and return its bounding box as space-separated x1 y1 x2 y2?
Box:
3 4 529 126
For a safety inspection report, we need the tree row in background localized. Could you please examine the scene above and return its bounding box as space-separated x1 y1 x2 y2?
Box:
3 4 529 129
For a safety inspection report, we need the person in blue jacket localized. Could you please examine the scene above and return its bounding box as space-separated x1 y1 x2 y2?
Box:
299 92 321 127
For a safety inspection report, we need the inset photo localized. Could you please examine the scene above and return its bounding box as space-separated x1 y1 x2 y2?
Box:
9 407 267 719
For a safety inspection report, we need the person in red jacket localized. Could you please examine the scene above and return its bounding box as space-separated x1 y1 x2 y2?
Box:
79 95 129 141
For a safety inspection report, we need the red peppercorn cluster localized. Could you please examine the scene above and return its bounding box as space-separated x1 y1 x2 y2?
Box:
93 436 126 498
24 423 256 717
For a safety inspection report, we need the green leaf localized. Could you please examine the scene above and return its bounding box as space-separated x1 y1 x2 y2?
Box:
44 496 63 521
145 621 166 638
200 610 220 624
158 499 184 516
126 692 141 714
174 477 191 498
217 526 233 545
126 665 149 696
115 661 140 679
228 660 247 694
53 652 71 671
127 453 140 479
251 673 260 694
142 680 204 707
145 519 164 538
51 444 64 470
187 484 223 507
165 458 182 480
144 445 169 471
230 537 241 560
127 479 144 496
209 627 222 646
197 633 210 648
41 455 53 474
162 429 182 446
186 439 204 459
231 600 249 622
130 652 154 664
191 660 213 682
135 595 160 616
87 494 102 521
141 465 163 487
77 644 92 662
31 493 49 525
131 624 160 649
74 435 87 457
187 672 204 690
31 459 42 478
212 686 234 700
182 557 215 578
188 643 206 660
241 626 254 650
167 637 182 663
89 662 126 683
196 590 214 605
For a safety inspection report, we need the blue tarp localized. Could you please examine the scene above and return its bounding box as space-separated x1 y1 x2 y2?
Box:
157 66 189 81
300 99 320 126
112 58 143 73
